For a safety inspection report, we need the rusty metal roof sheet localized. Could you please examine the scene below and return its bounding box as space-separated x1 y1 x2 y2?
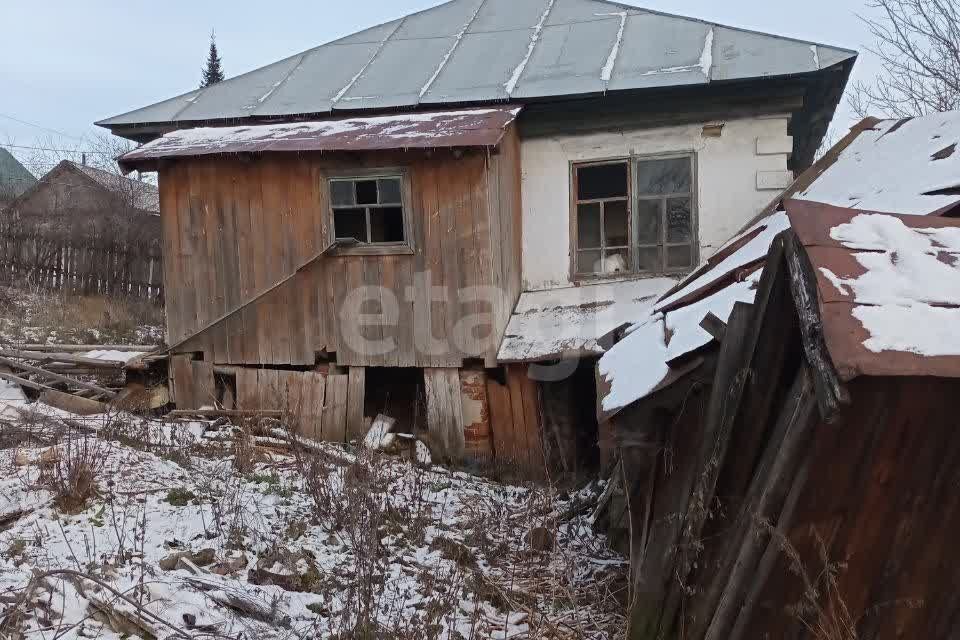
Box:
787 199 960 381
118 106 520 171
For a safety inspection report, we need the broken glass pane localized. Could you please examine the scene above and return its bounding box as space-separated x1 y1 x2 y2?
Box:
636 199 661 244
334 208 366 242
667 245 692 269
355 180 378 205
577 250 602 274
667 198 692 242
604 200 629 247
637 246 661 272
577 162 628 200
378 178 402 204
331 180 354 206
370 206 405 243
636 158 691 195
577 203 602 249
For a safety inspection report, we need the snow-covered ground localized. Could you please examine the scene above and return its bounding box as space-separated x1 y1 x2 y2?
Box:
0 395 626 639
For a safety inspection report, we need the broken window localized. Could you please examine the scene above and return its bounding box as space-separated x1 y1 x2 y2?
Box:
573 155 695 277
330 175 407 244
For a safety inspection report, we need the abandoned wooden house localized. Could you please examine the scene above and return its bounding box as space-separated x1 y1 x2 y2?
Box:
0 160 162 298
595 110 960 638
99 0 855 470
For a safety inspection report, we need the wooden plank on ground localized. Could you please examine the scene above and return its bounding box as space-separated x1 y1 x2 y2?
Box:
346 366 366 442
322 374 348 443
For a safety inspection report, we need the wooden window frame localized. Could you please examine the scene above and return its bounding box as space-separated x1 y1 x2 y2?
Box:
570 153 698 280
324 167 415 256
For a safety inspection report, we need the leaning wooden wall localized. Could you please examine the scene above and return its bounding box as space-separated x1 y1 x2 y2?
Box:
158 141 521 369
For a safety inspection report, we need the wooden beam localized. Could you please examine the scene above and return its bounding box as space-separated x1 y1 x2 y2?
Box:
346 367 366 442
0 356 117 399
18 344 158 353
166 409 283 419
0 370 57 392
424 368 465 461
699 312 728 343
0 349 125 369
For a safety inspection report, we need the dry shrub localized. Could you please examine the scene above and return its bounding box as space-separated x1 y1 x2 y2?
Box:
45 428 107 512
761 519 923 640
27 292 163 341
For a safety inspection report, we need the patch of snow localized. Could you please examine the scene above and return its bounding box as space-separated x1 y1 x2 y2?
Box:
799 110 960 214
823 213 960 356
700 27 715 76
598 12 628 83
126 107 521 157
420 1 484 99
599 271 761 412
497 277 677 362
505 0 556 96
415 440 432 466
79 349 147 363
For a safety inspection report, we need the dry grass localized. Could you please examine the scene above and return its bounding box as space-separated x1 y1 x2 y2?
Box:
0 284 164 346
43 427 108 512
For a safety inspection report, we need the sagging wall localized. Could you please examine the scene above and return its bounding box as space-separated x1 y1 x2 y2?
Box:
519 115 792 290
157 130 522 369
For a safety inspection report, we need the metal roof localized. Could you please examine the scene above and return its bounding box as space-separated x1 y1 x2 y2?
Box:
117 107 520 171
787 199 960 381
0 148 36 201
97 0 855 131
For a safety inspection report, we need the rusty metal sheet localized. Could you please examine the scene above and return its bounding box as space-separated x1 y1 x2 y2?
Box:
785 199 960 381
118 106 521 171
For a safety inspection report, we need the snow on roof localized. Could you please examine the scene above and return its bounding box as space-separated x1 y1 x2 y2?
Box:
598 270 761 415
97 0 855 130
497 277 676 362
789 200 960 380
797 111 960 215
119 107 520 170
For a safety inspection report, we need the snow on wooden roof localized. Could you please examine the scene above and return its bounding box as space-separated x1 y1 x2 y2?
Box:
797 111 960 215
597 109 960 418
97 0 855 131
497 277 676 363
119 107 521 171
788 200 960 380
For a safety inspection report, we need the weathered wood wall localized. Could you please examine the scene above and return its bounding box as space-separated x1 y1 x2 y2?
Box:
158 129 522 369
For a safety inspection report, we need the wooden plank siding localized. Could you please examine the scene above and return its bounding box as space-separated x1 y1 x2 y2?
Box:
158 135 522 370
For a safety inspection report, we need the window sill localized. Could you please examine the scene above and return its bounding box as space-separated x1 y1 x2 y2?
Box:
326 243 415 257
571 270 692 284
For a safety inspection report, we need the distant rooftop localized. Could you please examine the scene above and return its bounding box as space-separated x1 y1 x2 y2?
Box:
97 0 856 141
66 161 159 214
0 148 36 201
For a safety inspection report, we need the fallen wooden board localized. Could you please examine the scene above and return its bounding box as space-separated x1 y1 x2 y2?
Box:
0 356 117 398
39 390 107 416
0 370 58 392
18 344 158 353
166 409 284 419
0 349 126 369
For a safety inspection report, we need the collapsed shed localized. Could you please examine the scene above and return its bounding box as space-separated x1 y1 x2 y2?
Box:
595 110 960 639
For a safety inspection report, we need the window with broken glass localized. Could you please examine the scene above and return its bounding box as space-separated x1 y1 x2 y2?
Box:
330 174 407 245
572 155 696 277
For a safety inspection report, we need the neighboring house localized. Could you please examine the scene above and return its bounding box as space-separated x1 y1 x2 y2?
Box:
99 0 856 469
594 110 960 639
0 160 162 298
0 148 36 209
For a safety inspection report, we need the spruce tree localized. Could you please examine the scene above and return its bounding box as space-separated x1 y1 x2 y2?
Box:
200 30 225 88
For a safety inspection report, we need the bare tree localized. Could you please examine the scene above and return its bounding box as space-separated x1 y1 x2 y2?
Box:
850 0 960 118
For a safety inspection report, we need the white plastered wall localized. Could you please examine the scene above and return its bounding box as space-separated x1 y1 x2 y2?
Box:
519 115 793 291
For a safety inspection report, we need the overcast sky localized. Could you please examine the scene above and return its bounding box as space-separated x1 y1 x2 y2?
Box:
1 0 880 173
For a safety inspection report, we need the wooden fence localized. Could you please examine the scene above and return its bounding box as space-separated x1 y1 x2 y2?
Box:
0 212 163 301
